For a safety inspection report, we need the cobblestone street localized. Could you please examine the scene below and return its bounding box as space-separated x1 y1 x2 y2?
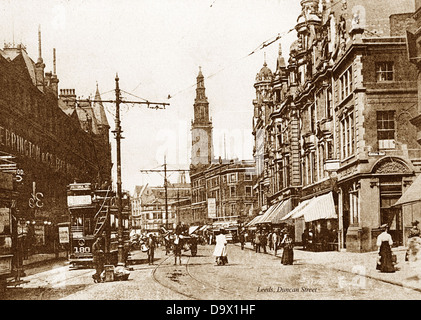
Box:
4 243 421 300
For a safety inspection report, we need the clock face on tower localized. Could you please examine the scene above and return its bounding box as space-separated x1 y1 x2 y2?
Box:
192 128 211 165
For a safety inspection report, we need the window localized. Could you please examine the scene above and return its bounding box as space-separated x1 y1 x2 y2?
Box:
376 62 394 82
340 67 353 100
349 184 360 224
377 111 395 149
229 173 237 183
245 186 252 197
340 109 355 159
326 88 333 118
230 186 236 197
244 173 252 181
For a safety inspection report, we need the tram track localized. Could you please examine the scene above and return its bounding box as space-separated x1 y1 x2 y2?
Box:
151 246 253 300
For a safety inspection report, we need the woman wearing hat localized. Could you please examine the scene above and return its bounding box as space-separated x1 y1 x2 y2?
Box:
280 229 294 265
376 224 395 273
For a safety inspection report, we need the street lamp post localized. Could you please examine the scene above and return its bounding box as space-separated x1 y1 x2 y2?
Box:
114 74 125 266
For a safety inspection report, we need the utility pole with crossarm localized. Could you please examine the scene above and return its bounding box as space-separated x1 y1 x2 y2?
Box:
139 157 189 230
80 74 170 267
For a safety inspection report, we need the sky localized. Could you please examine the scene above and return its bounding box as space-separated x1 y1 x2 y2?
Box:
0 0 302 194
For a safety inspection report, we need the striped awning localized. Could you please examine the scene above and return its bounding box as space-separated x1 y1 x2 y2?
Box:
281 198 312 221
394 174 421 207
265 199 293 224
281 192 337 223
255 203 278 224
246 213 265 226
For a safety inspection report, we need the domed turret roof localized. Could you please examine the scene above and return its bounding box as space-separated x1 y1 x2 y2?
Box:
256 61 273 82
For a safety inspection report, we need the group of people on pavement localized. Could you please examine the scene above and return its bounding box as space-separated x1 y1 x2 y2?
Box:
238 228 294 265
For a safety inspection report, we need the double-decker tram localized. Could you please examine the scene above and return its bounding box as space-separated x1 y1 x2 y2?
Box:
66 182 130 268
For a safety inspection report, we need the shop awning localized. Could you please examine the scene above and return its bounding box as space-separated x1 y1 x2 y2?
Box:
394 174 421 207
255 204 278 224
263 199 293 224
281 192 337 223
189 226 200 234
199 225 210 232
246 213 264 226
281 198 312 221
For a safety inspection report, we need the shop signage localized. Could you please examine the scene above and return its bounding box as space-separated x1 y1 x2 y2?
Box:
34 225 45 245
207 198 216 218
67 195 92 207
0 172 13 191
0 257 12 276
368 151 386 156
0 125 81 177
59 226 70 244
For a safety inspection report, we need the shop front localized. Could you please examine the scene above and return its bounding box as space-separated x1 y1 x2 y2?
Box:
281 192 338 250
0 172 16 287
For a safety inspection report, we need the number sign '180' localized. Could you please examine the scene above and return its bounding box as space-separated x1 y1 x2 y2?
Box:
74 247 90 253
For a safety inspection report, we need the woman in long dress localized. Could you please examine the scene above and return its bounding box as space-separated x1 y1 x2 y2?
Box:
376 224 395 273
213 230 228 265
281 230 294 265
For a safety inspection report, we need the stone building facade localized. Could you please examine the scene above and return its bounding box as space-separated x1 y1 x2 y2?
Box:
0 33 111 253
253 0 421 252
190 67 257 227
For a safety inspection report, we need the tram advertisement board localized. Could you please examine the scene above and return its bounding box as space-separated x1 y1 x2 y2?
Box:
59 226 70 244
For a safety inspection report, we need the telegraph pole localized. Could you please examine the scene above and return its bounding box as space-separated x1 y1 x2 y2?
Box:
81 74 170 267
139 164 189 230
164 156 168 229
114 74 124 266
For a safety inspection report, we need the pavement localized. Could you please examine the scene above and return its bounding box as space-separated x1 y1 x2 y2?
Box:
236 242 421 293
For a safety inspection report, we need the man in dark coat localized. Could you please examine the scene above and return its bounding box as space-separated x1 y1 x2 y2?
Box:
147 234 156 265
92 235 105 282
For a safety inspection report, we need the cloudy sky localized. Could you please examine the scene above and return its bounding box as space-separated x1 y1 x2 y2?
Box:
0 0 302 193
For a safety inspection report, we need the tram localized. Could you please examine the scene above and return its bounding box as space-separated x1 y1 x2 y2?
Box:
66 182 130 268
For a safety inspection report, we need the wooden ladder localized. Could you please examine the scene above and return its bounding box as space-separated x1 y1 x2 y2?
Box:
93 206 109 237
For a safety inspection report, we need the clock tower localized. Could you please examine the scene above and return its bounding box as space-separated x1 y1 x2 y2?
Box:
191 66 213 167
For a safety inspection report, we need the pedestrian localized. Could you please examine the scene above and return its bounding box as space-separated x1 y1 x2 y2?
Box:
302 228 309 250
239 230 245 250
213 229 228 265
281 229 294 265
173 233 182 265
307 228 314 251
376 224 395 273
147 234 156 265
92 235 105 282
164 231 171 255
254 230 261 253
406 221 420 261
267 231 273 251
272 230 279 256
261 231 267 253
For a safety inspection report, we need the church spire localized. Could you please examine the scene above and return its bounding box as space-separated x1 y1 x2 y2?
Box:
193 66 210 124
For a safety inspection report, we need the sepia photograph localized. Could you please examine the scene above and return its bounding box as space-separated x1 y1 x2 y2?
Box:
0 0 421 310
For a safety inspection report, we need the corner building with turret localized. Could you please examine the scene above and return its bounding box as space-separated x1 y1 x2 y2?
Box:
252 0 421 252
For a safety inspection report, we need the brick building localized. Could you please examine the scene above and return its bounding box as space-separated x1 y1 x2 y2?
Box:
253 0 421 252
0 32 111 253
130 181 191 234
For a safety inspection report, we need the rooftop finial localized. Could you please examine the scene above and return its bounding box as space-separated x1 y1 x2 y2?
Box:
37 25 43 64
53 48 56 75
263 52 267 66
